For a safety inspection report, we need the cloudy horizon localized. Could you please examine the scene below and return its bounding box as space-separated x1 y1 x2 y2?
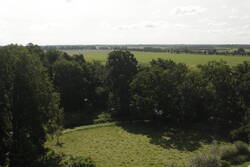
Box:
0 0 250 45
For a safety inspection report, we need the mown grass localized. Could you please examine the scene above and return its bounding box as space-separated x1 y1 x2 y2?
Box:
64 49 250 66
47 122 228 167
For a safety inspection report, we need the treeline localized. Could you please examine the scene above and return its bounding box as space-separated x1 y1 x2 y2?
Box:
121 47 250 56
0 44 249 166
42 44 250 56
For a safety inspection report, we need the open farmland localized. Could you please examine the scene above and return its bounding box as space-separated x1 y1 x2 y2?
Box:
64 49 250 66
47 122 228 167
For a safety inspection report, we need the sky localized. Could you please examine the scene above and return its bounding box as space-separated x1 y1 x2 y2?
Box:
0 0 250 45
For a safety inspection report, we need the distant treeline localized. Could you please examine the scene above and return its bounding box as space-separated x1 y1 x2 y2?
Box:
42 44 250 56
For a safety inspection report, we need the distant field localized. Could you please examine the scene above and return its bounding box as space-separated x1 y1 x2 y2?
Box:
47 122 227 167
64 49 250 66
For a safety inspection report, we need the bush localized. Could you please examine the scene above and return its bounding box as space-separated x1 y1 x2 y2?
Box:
93 112 112 124
230 124 250 143
188 153 221 167
62 156 95 167
40 151 63 167
220 160 230 167
220 142 250 165
230 155 249 165
41 151 95 167
220 145 238 161
234 141 250 155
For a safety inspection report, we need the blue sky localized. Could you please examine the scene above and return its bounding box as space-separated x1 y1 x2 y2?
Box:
0 0 250 45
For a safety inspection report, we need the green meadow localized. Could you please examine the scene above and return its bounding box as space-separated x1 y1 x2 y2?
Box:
47 122 228 167
64 49 250 66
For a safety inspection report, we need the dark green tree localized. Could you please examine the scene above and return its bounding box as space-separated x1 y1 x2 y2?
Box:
0 47 16 167
237 48 246 56
0 45 63 167
106 50 138 119
198 61 243 130
131 59 194 125
26 43 46 63
230 61 250 142
53 59 87 112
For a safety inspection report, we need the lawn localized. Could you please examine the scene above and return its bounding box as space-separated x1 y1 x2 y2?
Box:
64 49 250 67
47 122 228 167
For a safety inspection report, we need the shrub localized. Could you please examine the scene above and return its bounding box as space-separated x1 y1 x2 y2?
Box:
94 112 112 124
220 142 250 165
230 125 250 143
40 151 63 167
220 145 238 161
220 160 230 167
188 153 221 167
234 141 250 155
230 155 249 164
41 151 95 167
62 156 95 167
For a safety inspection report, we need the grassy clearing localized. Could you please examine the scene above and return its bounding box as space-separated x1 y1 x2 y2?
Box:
47 122 228 167
64 49 250 66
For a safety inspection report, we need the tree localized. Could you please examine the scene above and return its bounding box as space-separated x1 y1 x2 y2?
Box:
0 47 16 167
230 61 250 142
106 50 138 119
237 48 246 56
84 61 108 111
26 43 46 63
53 59 87 112
131 59 190 124
0 45 63 167
198 61 243 130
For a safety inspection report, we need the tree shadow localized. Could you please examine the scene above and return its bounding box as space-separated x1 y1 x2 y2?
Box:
117 121 227 151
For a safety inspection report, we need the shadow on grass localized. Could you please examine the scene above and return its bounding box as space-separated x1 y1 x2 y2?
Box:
117 121 227 151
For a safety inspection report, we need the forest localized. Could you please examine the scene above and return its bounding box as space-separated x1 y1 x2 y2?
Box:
0 44 250 167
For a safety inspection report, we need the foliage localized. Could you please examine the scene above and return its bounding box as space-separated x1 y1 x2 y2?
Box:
41 151 95 167
187 141 250 167
188 153 221 167
219 141 250 165
61 155 95 167
53 59 88 112
131 59 208 125
234 141 250 155
107 50 138 119
0 45 63 167
221 160 231 167
49 52 107 126
93 112 113 124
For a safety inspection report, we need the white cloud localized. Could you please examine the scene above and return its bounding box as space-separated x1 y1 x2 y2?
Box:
174 24 191 29
208 22 227 27
229 15 239 19
170 6 206 16
0 20 8 29
114 21 167 30
243 25 250 30
29 24 51 32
